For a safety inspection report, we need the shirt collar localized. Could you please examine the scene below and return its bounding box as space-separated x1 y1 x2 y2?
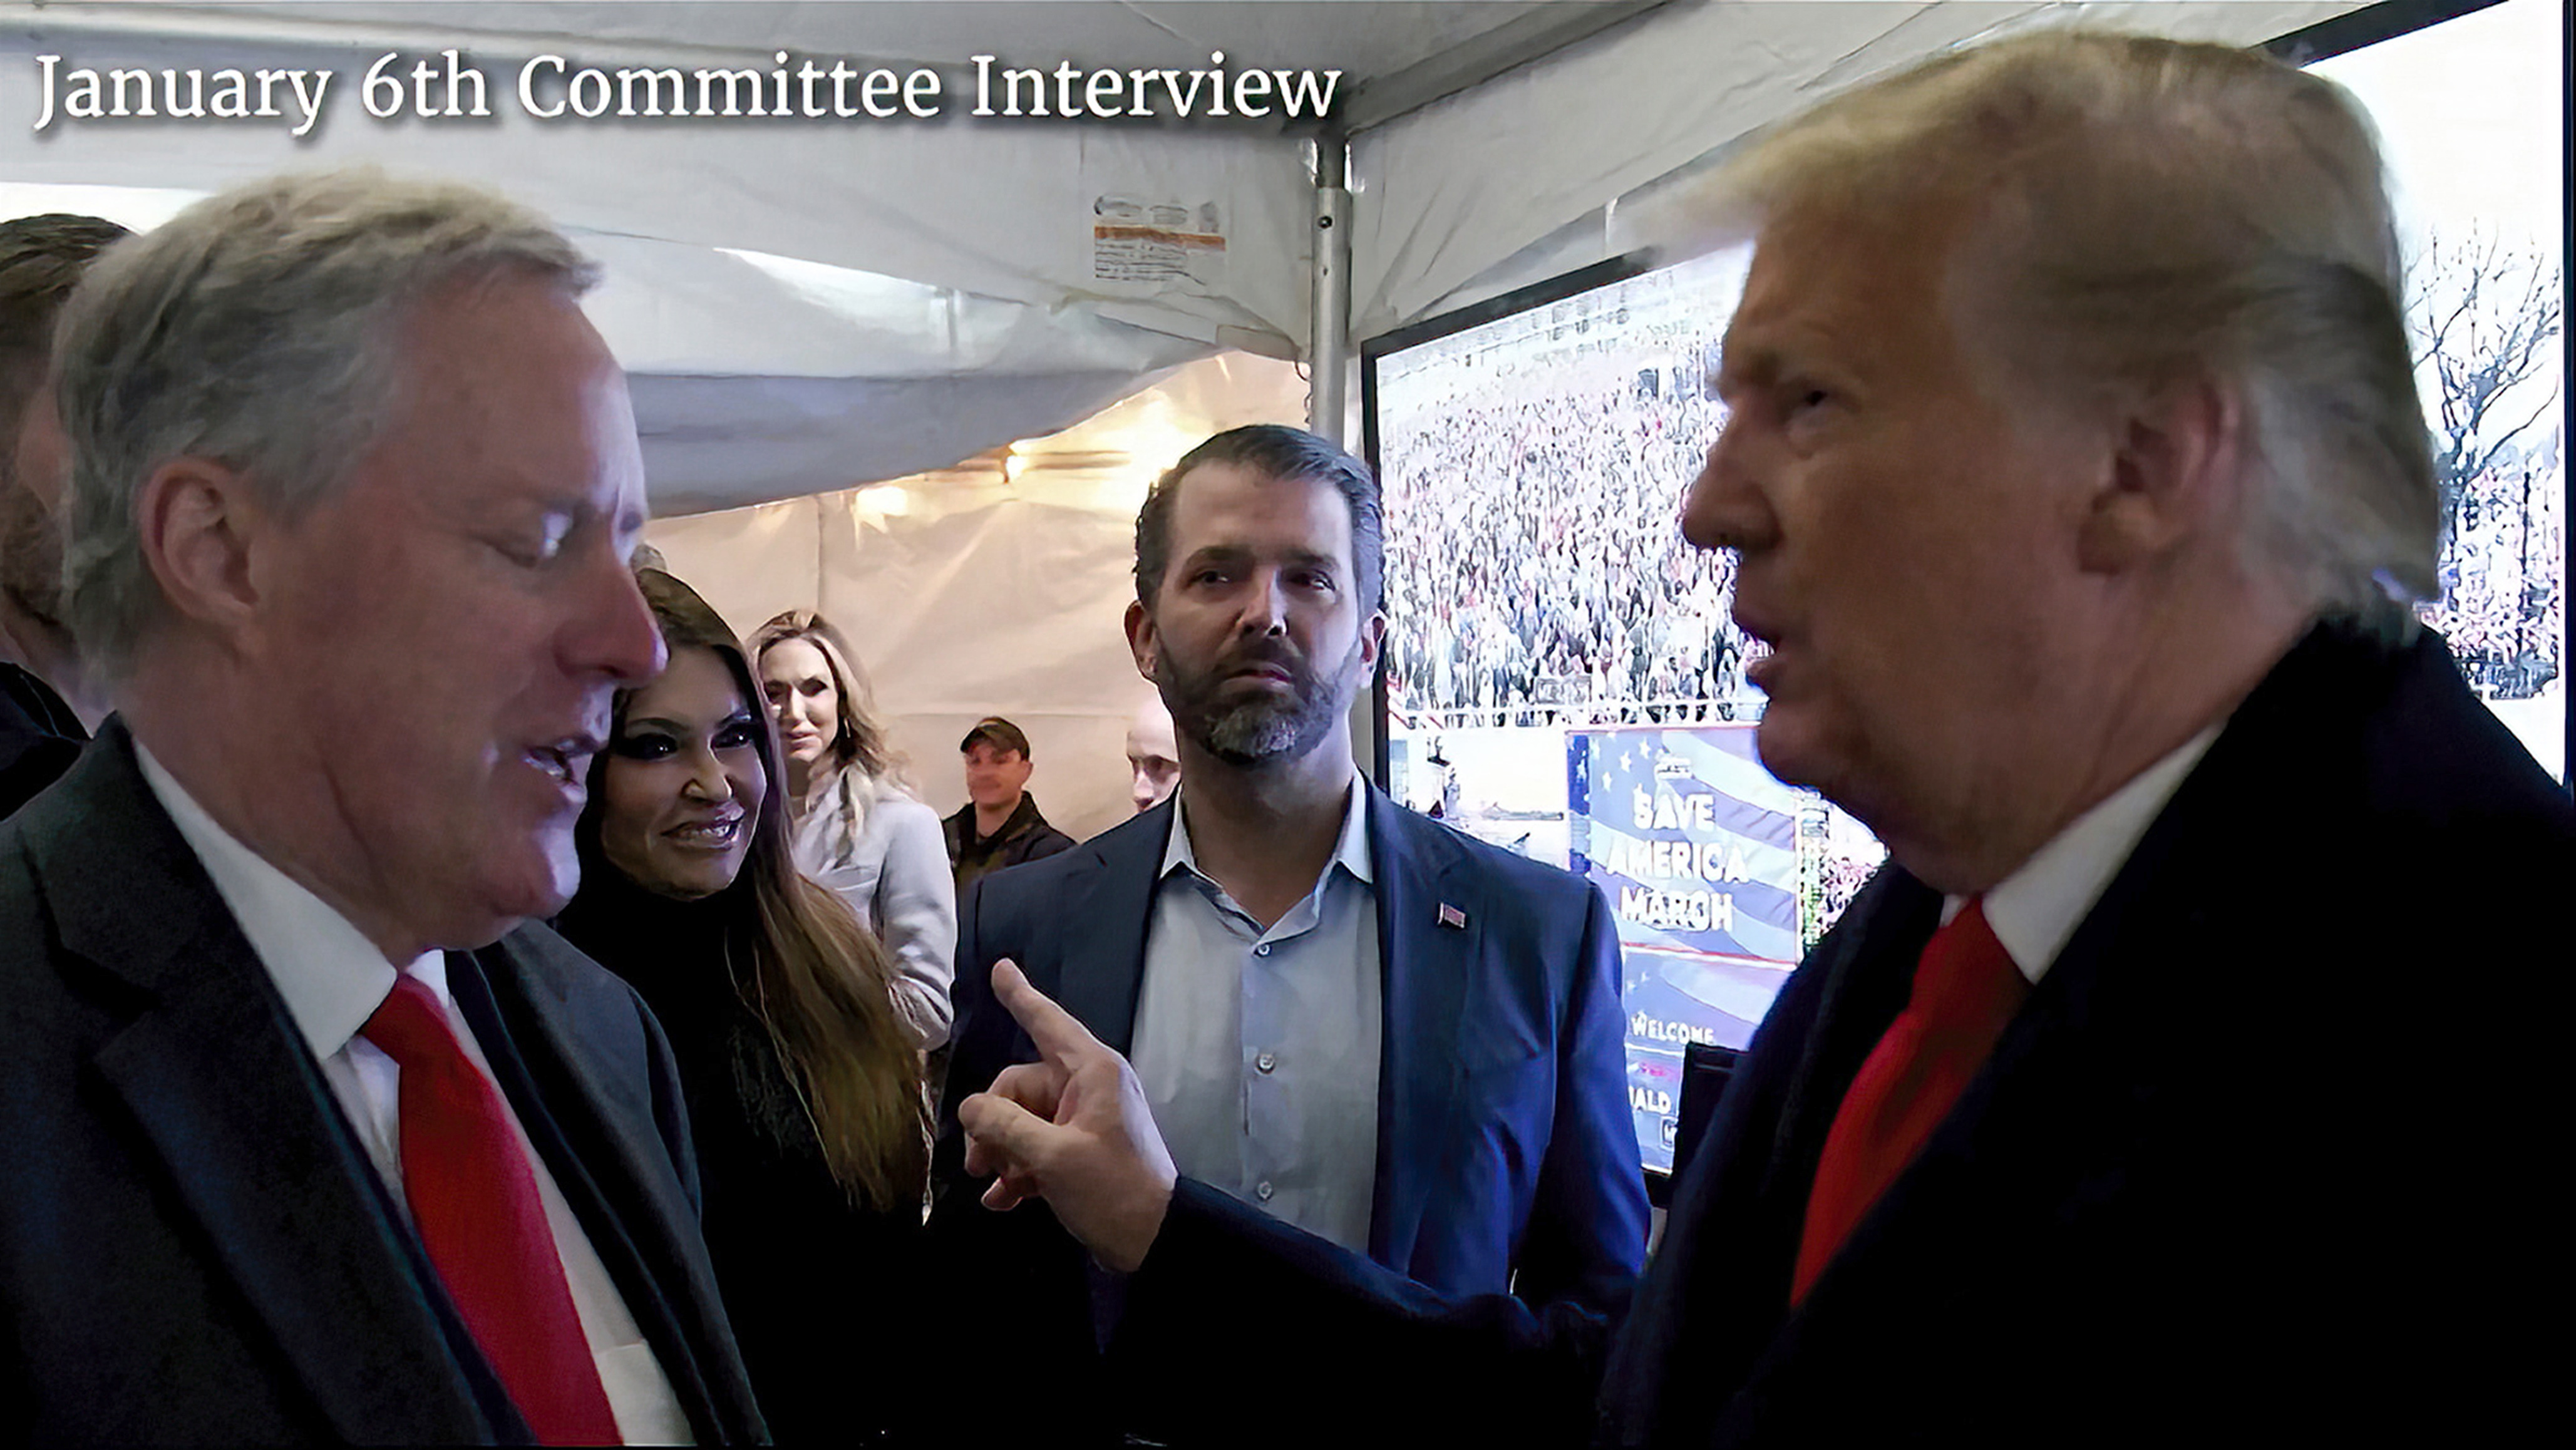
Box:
134 743 440 1059
1967 724 2223 985
1162 769 1375 889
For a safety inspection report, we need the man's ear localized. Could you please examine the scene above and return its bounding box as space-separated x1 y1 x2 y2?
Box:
1124 598 1158 682
2078 375 2242 575
134 456 266 645
1361 610 1388 674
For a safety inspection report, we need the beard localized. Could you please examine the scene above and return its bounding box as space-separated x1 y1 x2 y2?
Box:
1158 632 1366 768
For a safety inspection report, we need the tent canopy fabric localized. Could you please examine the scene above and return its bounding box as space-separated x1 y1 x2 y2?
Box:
3 1 2361 512
1347 0 2361 334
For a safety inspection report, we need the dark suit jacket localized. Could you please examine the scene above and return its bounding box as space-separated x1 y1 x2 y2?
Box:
0 662 83 820
0 723 768 1444
1107 624 2573 1447
933 784 1648 1434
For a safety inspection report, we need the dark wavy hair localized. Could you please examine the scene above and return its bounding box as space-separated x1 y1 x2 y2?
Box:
581 570 925 1210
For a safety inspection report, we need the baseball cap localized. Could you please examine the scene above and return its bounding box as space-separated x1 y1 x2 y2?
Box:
960 716 1033 758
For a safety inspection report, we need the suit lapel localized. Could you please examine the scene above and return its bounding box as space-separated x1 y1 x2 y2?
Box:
456 938 667 1211
452 940 744 1441
1758 873 1936 1200
1607 866 1935 1445
1366 791 1478 1272
1721 721 2263 1418
1646 628 2475 1442
1776 626 2391 1311
44 726 491 1443
1786 685 2292 1317
1056 800 1174 1055
1809 678 2276 1280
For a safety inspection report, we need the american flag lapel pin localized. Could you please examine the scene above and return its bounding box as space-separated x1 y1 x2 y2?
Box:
1438 902 1469 930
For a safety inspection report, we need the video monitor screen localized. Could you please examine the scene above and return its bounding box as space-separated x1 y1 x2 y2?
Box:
1368 248 1887 1176
1368 0 2566 1180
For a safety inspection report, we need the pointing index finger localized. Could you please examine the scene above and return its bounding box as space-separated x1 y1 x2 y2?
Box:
991 959 1106 1069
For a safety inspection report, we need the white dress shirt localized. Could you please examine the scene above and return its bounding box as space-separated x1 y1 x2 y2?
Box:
1129 774 1381 1253
135 746 693 1446
1969 726 2224 982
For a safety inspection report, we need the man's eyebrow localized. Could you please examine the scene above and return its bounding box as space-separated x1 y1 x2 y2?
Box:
1713 340 1778 394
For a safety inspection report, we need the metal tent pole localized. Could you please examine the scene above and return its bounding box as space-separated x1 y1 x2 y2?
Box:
1308 134 1353 443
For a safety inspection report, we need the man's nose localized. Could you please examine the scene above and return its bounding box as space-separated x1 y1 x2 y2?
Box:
1237 570 1290 638
1679 429 1778 557
574 547 667 686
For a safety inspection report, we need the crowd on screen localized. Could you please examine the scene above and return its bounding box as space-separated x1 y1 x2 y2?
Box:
1378 346 1762 729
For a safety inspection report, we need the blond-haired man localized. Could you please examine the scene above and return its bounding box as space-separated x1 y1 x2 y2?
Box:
954 33 2570 1446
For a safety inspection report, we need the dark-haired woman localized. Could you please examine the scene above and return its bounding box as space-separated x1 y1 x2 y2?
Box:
555 570 928 1444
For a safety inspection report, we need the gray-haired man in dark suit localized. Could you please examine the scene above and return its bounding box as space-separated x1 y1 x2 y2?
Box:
0 171 766 1444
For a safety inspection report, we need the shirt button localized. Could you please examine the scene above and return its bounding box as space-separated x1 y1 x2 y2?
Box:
1256 1051 1277 1074
1254 944 1272 957
1256 1181 1274 1201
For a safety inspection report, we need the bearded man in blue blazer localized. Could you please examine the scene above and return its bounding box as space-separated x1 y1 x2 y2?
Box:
933 424 1648 1441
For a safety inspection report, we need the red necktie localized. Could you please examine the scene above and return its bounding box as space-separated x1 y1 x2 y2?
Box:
363 975 622 1445
1792 898 2028 1305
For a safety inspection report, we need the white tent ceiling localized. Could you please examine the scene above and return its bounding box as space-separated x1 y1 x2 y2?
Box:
4 1 2364 513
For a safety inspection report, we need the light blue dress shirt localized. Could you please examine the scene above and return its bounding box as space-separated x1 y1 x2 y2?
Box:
1128 775 1381 1253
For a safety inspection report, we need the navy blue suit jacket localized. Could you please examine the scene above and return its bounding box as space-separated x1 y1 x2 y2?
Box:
932 784 1647 1434
1104 624 2572 1447
0 723 768 1444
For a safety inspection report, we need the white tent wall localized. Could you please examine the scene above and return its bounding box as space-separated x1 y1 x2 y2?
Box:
1347 1 2367 339
643 352 1312 843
